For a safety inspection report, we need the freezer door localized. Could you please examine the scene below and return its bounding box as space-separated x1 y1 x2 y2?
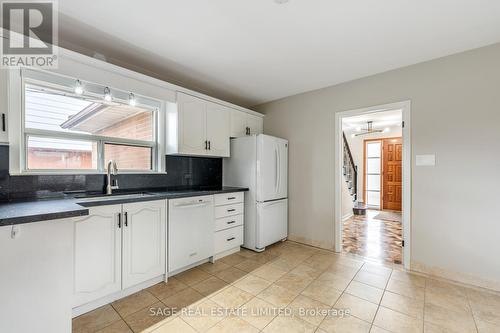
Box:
256 135 288 202
256 199 288 249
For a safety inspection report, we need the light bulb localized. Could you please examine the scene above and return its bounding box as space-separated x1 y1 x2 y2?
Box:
74 80 83 95
384 127 390 133
103 87 112 102
128 93 136 106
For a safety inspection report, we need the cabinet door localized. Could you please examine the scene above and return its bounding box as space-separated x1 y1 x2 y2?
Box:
178 92 207 155
122 200 166 289
0 69 8 144
168 196 214 272
230 110 248 137
73 205 122 307
206 102 230 157
247 115 263 135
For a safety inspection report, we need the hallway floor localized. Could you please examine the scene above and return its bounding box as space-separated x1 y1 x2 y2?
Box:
73 241 500 333
343 209 403 265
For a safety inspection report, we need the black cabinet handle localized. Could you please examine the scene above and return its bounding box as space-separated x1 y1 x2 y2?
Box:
118 213 122 228
124 212 128 227
227 221 236 225
227 237 236 242
227 209 236 212
208 141 211 150
204 140 208 150
227 197 236 200
1 113 5 132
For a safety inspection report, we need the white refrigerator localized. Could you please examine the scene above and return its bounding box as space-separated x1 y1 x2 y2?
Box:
223 134 288 252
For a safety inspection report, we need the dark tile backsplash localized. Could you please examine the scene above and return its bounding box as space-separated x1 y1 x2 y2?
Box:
0 146 222 201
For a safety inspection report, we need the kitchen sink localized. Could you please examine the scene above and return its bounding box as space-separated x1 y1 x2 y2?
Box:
74 192 156 203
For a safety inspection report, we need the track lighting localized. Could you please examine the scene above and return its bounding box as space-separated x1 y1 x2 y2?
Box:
128 93 136 107
103 87 112 102
74 80 83 95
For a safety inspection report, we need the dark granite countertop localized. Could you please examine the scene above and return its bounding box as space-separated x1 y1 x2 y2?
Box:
0 187 248 227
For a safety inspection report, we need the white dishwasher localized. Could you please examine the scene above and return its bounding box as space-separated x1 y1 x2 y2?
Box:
168 195 214 273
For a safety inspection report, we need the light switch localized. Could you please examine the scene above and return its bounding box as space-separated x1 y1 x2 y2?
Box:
416 154 435 166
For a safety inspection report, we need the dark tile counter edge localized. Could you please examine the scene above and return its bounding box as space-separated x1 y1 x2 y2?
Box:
0 208 89 227
0 187 248 227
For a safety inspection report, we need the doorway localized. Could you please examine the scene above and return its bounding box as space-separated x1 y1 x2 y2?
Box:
334 101 411 268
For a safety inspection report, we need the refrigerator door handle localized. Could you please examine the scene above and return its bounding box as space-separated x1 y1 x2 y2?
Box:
277 143 281 195
275 146 279 194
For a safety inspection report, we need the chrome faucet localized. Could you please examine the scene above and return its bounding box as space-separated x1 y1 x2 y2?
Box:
106 160 119 195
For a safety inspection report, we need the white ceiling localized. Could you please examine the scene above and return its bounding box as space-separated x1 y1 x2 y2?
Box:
57 0 500 107
342 110 402 132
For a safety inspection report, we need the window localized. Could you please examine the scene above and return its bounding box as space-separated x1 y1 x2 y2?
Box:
365 141 381 207
22 78 160 173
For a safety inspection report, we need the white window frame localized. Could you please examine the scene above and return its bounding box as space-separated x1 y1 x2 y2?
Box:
12 68 164 175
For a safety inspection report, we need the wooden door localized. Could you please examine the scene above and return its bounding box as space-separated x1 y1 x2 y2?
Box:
73 205 122 307
382 138 403 211
122 200 166 289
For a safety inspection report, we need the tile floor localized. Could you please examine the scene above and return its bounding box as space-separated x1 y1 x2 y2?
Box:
73 241 500 333
343 210 403 264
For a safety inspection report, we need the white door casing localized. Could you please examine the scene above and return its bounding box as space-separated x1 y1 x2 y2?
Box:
334 100 412 270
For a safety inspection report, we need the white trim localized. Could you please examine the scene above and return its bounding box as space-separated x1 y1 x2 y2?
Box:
334 101 411 270
342 212 354 222
72 275 165 318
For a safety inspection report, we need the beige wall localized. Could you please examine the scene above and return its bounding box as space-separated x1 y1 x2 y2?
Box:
255 43 500 289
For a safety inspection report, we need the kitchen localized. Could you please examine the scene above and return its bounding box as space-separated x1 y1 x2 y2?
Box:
2 2 500 333
0 47 288 333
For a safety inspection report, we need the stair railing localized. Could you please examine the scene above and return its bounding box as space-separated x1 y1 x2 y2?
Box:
342 132 358 202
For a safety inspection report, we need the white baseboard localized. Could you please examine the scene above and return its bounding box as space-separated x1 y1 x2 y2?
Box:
411 261 500 294
72 275 165 318
211 247 241 262
342 212 354 221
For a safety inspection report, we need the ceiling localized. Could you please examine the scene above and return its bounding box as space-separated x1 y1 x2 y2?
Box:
342 110 402 133
56 0 500 107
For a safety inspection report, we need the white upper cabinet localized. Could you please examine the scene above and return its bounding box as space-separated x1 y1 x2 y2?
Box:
0 69 8 144
178 93 207 154
206 102 230 157
247 114 264 136
230 111 264 137
167 92 230 157
230 110 248 137
73 205 122 307
122 200 166 289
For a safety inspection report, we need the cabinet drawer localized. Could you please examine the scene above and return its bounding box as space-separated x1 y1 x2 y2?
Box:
215 214 243 232
214 192 244 206
215 203 244 219
214 226 243 254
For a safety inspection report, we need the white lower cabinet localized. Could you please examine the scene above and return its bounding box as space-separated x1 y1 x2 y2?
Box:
73 205 122 307
73 200 166 308
122 201 166 289
168 196 214 272
213 192 245 259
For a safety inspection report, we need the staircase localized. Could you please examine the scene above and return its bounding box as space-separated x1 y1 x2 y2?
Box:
342 132 366 215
